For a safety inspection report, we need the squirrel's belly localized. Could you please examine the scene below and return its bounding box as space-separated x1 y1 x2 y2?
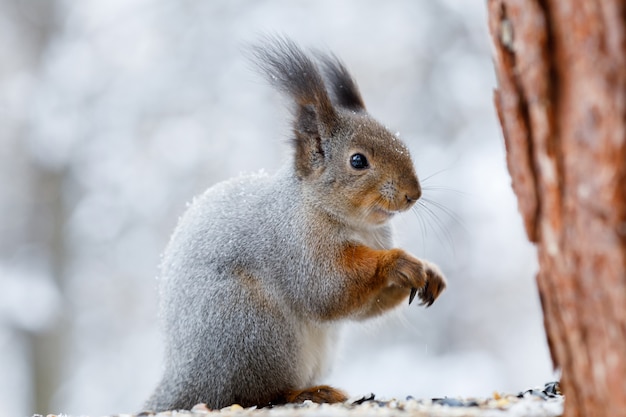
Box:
295 321 340 387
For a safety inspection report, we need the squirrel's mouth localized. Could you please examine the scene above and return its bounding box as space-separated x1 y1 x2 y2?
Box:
376 208 398 217
369 207 400 224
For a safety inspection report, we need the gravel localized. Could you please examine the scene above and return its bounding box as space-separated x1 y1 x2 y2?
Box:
37 382 563 417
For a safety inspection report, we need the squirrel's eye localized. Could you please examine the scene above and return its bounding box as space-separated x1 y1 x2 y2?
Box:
350 153 369 170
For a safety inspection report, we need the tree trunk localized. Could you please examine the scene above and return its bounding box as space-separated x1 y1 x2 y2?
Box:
486 1 626 417
5 1 65 413
28 166 70 415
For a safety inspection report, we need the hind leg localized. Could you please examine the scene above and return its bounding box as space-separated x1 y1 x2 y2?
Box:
270 385 347 405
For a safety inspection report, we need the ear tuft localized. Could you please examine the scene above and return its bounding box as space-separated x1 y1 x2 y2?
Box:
316 52 366 111
249 35 337 130
249 35 338 178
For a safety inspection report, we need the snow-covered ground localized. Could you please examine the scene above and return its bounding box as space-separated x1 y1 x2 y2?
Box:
0 1 554 416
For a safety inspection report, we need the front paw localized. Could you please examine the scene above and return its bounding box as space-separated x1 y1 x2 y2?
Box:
411 260 446 306
392 254 446 307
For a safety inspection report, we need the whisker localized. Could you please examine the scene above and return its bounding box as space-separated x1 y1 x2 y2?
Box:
421 184 471 197
412 201 456 256
419 167 453 183
407 201 428 253
411 203 441 251
416 206 429 254
420 197 468 235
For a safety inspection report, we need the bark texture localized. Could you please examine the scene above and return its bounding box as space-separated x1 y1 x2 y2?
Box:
487 1 626 417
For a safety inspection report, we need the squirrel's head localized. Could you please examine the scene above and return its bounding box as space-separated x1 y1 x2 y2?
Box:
252 37 420 227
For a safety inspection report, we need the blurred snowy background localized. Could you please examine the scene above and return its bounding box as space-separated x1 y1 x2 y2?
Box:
0 0 554 416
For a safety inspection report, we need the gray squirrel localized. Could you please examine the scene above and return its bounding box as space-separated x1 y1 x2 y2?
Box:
145 37 446 412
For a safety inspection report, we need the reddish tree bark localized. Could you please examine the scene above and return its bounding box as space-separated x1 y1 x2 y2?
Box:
487 1 626 416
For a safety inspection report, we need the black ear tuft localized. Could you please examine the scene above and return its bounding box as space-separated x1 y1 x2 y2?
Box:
249 35 337 130
249 36 338 178
316 52 366 111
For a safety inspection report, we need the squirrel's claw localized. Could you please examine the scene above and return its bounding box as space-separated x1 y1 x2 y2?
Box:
410 272 444 307
422 271 446 307
420 281 437 307
422 292 435 307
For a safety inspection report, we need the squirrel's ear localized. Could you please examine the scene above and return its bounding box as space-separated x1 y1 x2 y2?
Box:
250 36 338 178
291 103 331 178
316 52 366 111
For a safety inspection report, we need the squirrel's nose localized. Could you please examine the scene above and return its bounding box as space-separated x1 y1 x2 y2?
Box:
404 182 422 205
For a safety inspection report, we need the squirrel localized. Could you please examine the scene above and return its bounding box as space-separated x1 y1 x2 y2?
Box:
144 36 446 412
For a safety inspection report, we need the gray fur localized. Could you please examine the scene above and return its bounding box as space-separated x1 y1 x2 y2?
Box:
145 37 442 411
